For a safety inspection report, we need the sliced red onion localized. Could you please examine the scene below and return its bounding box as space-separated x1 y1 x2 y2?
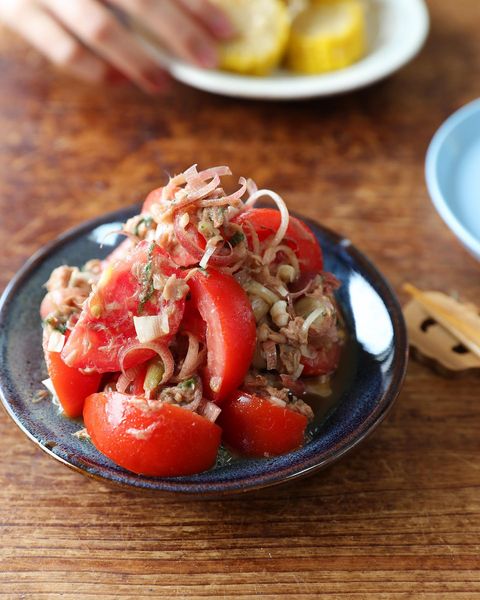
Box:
119 342 174 385
196 177 247 208
222 177 247 203
195 166 231 180
245 189 290 248
246 177 258 196
241 219 261 255
186 174 220 201
177 333 200 380
183 164 199 181
116 365 142 393
287 279 315 300
174 213 245 268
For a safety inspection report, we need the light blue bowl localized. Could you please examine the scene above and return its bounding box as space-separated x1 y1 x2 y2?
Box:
426 99 480 261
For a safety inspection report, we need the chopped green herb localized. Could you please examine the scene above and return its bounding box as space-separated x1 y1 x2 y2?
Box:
180 377 196 389
44 317 67 334
134 216 153 237
229 231 245 247
138 242 156 314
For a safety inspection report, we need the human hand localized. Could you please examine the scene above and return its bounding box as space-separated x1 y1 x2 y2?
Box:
0 0 234 93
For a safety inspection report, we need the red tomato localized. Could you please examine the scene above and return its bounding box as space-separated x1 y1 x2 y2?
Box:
102 238 135 268
186 269 256 404
142 187 163 214
83 391 221 476
234 208 323 273
44 331 101 418
62 241 185 373
166 239 198 268
301 342 342 377
129 362 149 395
173 213 239 268
180 299 207 343
219 391 308 457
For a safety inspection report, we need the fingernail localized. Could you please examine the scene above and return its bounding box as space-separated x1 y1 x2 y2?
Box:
210 14 236 39
192 41 218 69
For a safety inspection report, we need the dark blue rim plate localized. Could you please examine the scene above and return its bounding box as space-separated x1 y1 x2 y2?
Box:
0 206 408 495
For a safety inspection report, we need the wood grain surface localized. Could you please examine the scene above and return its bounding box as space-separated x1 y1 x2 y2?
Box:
1 1 480 597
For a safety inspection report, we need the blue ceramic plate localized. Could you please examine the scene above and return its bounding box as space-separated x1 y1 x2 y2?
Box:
426 98 480 261
0 207 407 494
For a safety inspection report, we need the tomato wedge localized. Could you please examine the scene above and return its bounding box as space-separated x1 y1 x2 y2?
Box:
45 350 101 418
142 187 163 214
173 213 241 268
83 392 221 476
301 341 342 377
180 299 207 343
219 391 308 457
186 269 256 404
234 208 323 274
63 241 185 373
43 331 101 418
102 238 135 268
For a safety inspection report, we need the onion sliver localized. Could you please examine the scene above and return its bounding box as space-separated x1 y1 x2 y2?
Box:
186 174 220 201
183 164 199 181
47 330 66 353
177 333 200 380
119 343 174 386
133 314 170 343
174 213 245 268
116 365 142 393
302 308 326 336
223 177 247 203
245 189 290 248
200 401 221 423
195 166 231 180
244 280 280 305
263 244 300 275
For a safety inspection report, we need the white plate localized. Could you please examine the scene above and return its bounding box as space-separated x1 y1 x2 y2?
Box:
425 99 480 262
139 0 429 100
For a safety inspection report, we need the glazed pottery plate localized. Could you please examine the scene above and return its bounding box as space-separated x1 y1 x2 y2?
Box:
425 98 480 261
0 206 407 494
136 0 429 100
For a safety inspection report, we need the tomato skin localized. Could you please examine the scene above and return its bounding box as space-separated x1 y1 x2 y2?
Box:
301 342 342 377
83 392 221 476
234 208 323 273
102 238 135 268
63 241 185 373
219 391 308 457
186 269 256 404
181 300 207 343
45 348 101 418
142 187 163 214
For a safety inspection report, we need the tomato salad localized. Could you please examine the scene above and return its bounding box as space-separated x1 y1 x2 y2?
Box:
40 165 344 477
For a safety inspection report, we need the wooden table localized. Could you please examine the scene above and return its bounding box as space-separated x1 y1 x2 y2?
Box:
1 1 479 597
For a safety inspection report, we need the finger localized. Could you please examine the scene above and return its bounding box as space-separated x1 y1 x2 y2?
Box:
115 0 218 68
2 3 107 83
178 0 235 40
41 0 168 93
